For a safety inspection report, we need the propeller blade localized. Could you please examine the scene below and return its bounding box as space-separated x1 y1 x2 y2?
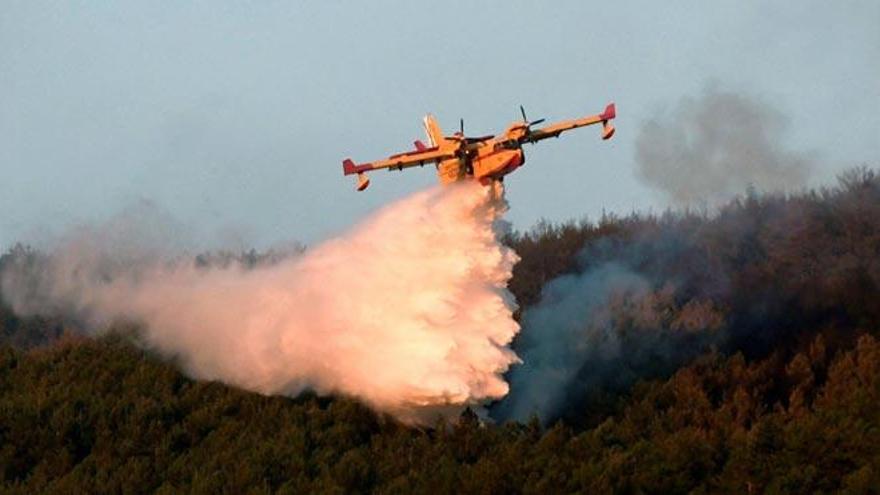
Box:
520 105 544 129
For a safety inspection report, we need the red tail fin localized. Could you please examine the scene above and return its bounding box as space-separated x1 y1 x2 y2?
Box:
600 103 616 121
343 158 356 175
343 158 373 176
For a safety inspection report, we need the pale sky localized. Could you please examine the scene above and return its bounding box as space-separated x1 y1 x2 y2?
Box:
2 1 878 250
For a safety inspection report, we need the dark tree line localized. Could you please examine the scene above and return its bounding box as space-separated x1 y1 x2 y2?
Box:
1 329 877 493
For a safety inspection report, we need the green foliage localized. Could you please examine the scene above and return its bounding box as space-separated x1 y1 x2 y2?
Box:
2 333 877 493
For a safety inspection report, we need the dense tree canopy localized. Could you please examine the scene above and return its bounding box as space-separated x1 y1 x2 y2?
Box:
1 331 877 493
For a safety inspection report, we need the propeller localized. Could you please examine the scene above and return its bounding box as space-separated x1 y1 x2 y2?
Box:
446 117 494 145
520 105 545 127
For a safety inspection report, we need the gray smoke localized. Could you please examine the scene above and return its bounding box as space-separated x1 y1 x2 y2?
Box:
494 233 728 423
495 87 819 423
635 87 813 204
497 263 650 421
497 264 726 422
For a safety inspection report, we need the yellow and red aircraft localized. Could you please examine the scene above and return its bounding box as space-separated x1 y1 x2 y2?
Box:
343 103 615 191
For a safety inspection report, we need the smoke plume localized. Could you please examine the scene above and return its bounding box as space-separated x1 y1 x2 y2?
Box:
635 86 813 205
496 168 880 424
1 182 520 424
496 263 653 421
493 87 824 423
496 236 727 423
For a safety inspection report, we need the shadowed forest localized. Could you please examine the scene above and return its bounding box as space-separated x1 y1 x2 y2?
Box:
2 168 879 493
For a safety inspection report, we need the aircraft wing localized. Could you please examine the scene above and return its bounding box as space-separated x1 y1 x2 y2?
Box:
522 103 616 144
342 144 457 191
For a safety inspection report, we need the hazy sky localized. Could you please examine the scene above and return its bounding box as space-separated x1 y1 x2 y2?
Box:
2 1 878 250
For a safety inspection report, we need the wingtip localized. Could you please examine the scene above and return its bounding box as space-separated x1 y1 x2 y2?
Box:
601 103 616 121
343 158 356 176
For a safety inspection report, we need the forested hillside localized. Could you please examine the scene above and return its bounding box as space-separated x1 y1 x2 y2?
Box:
1 168 879 493
501 167 880 426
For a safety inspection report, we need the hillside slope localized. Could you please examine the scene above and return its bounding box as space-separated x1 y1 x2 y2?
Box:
1 332 878 493
2 168 880 493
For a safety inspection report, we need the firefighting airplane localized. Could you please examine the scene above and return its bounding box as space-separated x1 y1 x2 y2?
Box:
342 102 615 191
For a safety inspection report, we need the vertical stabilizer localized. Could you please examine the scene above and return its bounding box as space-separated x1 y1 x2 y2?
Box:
423 114 444 148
